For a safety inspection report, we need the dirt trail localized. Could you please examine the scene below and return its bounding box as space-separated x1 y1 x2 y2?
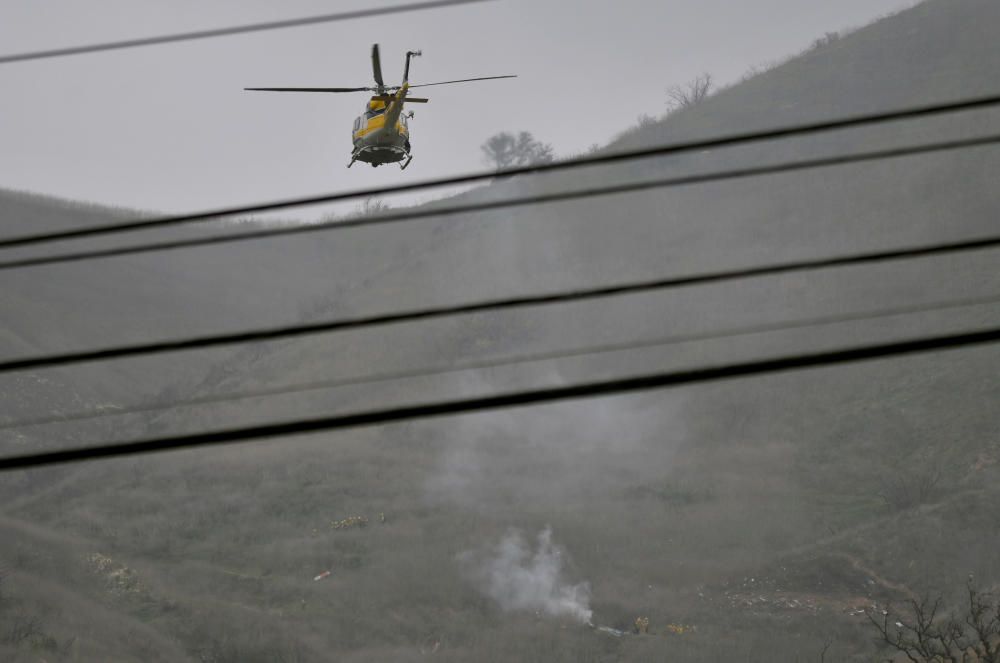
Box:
828 552 918 603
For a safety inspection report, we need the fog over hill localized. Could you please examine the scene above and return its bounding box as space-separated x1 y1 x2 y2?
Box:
2 1 999 660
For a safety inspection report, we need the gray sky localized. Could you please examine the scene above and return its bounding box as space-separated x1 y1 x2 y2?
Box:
0 0 917 214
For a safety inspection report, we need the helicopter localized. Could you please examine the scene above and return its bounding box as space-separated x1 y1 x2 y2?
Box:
245 44 516 170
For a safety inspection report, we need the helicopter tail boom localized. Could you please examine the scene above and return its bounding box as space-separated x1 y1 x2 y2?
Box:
383 84 410 129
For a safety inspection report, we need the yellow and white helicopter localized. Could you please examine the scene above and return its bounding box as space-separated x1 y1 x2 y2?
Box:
246 44 516 170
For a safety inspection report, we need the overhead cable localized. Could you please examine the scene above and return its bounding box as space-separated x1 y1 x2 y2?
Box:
2 293 998 431
3 92 1000 253
0 0 496 65
1 233 998 375
1 326 998 471
4 132 1000 272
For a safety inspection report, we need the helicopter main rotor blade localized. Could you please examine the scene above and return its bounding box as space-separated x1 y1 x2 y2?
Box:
407 74 517 88
371 44 385 93
244 87 372 93
371 95 430 103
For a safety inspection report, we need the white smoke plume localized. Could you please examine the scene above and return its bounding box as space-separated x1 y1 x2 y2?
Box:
461 526 592 624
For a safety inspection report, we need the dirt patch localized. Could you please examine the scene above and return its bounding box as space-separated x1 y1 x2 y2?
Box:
707 552 915 619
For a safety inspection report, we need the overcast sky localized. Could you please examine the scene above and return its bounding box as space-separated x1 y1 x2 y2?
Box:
0 0 918 215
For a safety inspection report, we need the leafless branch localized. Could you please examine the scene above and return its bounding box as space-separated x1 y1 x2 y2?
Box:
666 73 713 112
866 579 1000 662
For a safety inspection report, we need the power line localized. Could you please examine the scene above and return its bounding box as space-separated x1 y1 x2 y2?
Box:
2 326 998 471
1 233 997 375
4 92 1000 253
0 0 496 65
2 292 997 432
4 132 1000 272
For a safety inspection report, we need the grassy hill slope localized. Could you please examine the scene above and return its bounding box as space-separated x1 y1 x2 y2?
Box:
2 1 1000 660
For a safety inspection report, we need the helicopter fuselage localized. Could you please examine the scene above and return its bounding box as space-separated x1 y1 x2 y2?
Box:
351 105 410 166
350 85 413 168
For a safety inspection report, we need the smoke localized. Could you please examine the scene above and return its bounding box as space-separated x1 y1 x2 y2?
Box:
424 368 685 511
461 526 592 624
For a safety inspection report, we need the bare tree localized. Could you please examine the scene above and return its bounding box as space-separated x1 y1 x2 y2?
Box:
481 131 554 171
666 73 713 112
819 638 833 663
867 578 1000 662
635 113 657 128
876 449 948 512
1 610 43 646
810 32 841 51
357 197 390 217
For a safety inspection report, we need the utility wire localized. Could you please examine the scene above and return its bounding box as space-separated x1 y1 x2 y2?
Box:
2 293 997 431
3 92 1000 253
2 326 998 471
4 132 1000 272
1 234 997 375
0 0 496 65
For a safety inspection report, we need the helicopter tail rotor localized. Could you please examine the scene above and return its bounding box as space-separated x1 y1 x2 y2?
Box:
403 50 422 84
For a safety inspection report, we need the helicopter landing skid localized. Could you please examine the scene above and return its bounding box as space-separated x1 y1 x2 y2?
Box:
347 157 357 168
400 155 413 171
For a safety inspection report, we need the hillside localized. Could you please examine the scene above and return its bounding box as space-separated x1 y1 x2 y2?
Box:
2 0 1000 660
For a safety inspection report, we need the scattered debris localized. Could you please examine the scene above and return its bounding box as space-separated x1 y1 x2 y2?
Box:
313 570 332 582
588 618 695 638
331 516 369 530
87 553 142 596
721 589 821 612
664 623 695 635
589 623 628 638
845 601 878 617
